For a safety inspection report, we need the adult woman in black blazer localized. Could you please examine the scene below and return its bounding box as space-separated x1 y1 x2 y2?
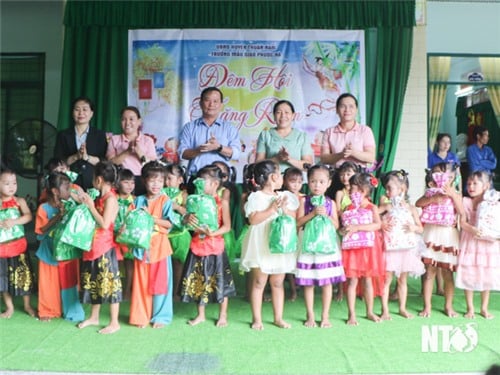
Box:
54 97 108 190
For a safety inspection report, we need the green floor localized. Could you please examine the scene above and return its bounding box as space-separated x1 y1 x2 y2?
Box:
0 267 499 375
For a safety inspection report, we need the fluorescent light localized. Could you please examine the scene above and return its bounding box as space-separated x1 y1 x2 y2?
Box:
455 86 474 97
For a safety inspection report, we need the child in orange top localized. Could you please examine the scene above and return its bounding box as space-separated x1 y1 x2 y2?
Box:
0 168 35 318
180 165 236 327
130 161 174 329
77 161 121 334
35 172 84 322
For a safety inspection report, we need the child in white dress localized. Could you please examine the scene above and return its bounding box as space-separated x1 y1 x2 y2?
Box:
240 160 299 330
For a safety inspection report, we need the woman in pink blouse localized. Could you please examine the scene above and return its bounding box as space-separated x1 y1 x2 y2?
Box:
106 106 157 195
320 94 376 169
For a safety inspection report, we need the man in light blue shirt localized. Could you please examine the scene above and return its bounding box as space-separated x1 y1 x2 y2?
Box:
178 87 240 176
466 126 497 174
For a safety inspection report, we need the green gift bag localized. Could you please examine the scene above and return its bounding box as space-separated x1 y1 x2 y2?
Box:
0 207 24 243
302 216 338 254
116 208 154 249
52 189 99 251
53 240 82 261
302 195 339 255
185 178 218 232
269 209 297 254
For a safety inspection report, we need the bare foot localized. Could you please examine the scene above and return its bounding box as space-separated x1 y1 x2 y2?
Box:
136 325 147 329
346 316 358 326
263 294 271 302
444 308 458 318
334 292 343 302
304 319 317 328
77 318 99 329
399 310 414 319
251 321 264 330
418 310 431 318
274 320 291 329
389 292 398 301
367 313 381 323
39 317 52 322
188 316 205 326
99 323 120 334
380 313 392 321
24 306 37 318
0 309 14 319
152 322 165 329
216 316 228 328
288 293 297 302
436 289 445 296
320 320 332 328
480 310 494 320
464 311 475 319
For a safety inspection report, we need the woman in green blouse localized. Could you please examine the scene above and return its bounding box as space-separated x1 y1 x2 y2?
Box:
255 100 313 172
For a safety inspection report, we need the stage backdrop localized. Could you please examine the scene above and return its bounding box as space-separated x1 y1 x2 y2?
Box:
128 29 365 179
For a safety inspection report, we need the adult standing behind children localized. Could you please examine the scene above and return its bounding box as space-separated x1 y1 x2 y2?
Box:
54 97 108 190
255 100 313 172
466 125 497 174
106 106 157 195
178 87 240 178
320 93 376 169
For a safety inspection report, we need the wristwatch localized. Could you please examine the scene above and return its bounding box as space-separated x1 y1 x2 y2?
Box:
216 145 223 153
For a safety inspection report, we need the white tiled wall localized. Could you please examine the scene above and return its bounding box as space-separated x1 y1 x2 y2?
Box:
392 26 427 203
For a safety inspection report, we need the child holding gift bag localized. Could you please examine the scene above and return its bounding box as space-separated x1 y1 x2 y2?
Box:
130 161 174 329
163 163 190 300
77 161 122 334
340 172 384 325
115 168 135 301
0 168 36 318
416 162 464 318
456 171 500 319
180 165 236 327
35 172 84 322
296 164 345 328
379 170 425 320
240 160 299 330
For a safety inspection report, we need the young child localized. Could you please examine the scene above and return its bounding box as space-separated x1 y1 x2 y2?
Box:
416 162 463 318
456 171 499 319
180 165 236 327
335 161 358 213
379 170 425 320
282 167 304 301
39 157 78 203
211 161 238 261
296 165 345 328
333 161 358 301
240 160 299 330
163 163 190 300
35 172 85 322
115 168 135 301
77 161 121 334
340 172 384 325
130 161 174 329
0 168 36 318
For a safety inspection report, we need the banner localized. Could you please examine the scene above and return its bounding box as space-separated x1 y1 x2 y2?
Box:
128 29 365 180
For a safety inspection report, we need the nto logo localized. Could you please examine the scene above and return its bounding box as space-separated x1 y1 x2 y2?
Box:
421 323 478 353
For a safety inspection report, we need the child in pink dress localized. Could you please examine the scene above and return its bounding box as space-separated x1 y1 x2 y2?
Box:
456 171 500 319
416 162 464 318
379 170 425 320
